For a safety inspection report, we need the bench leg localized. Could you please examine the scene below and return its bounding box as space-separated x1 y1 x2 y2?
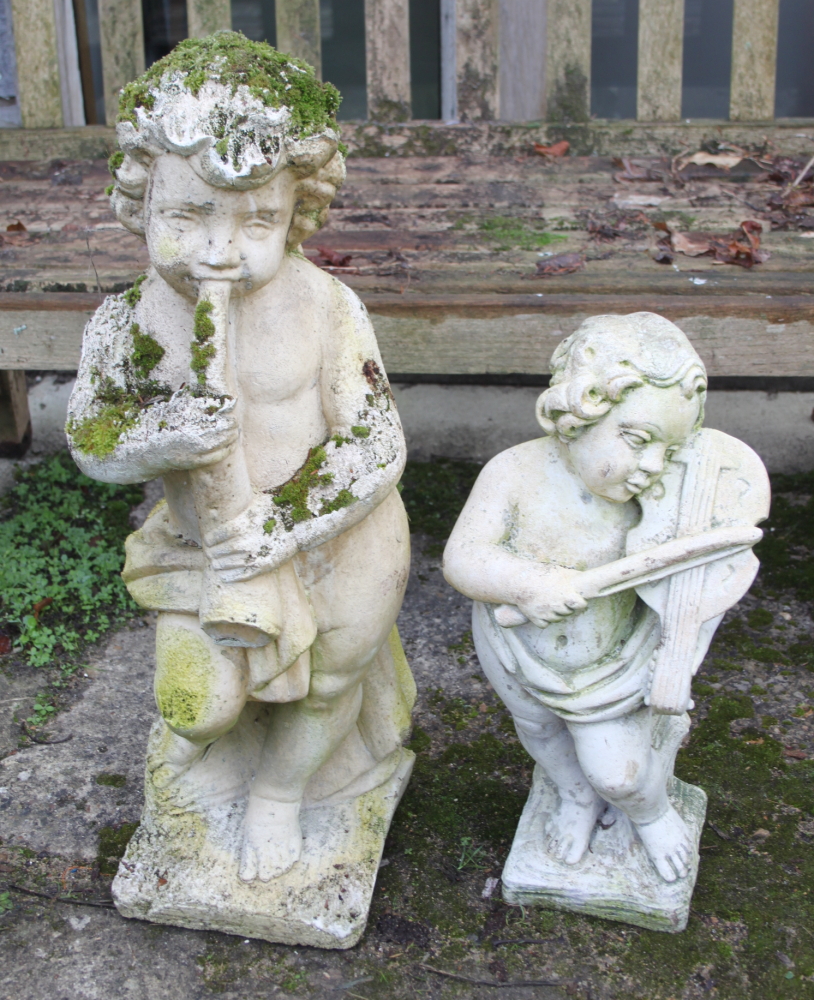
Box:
0 371 32 459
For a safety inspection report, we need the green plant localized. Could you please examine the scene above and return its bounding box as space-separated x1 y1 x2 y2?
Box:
478 216 564 252
0 892 12 913
456 836 488 872
0 451 142 667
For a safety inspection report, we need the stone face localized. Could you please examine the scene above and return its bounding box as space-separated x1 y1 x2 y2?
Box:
443 313 770 930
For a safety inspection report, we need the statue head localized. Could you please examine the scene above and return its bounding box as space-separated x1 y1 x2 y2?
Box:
107 32 346 295
537 313 708 501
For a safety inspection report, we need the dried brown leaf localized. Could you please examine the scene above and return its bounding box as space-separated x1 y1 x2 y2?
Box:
533 140 570 159
533 252 585 277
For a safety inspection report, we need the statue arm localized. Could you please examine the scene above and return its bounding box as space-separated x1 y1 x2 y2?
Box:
285 281 406 552
66 295 237 485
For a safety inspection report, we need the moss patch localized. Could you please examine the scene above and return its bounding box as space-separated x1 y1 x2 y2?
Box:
68 400 141 459
399 457 482 539
271 446 332 525
130 323 165 378
117 31 340 140
123 274 147 308
191 299 216 386
97 821 138 875
95 772 126 788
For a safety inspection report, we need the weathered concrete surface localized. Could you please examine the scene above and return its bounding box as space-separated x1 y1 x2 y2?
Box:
98 0 145 127
365 0 411 122
276 0 321 75
0 621 156 860
455 0 500 121
730 0 780 121
187 0 232 39
544 0 591 122
8 0 62 128
637 0 683 121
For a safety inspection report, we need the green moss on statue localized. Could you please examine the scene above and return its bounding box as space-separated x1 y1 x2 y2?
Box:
117 31 341 141
123 274 147 308
191 299 216 385
130 323 165 378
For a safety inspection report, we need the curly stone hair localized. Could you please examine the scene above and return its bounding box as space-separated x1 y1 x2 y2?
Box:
536 313 708 441
107 34 345 248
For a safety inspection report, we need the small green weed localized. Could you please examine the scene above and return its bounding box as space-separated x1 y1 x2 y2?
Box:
456 836 488 872
0 892 12 913
0 452 142 667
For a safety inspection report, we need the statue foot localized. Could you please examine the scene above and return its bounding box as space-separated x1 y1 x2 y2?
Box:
543 794 603 865
238 794 302 883
635 805 693 882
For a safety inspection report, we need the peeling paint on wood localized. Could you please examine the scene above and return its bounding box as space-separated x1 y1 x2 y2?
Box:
730 0 779 121
276 0 321 77
365 0 411 122
187 0 232 38
9 0 62 128
98 0 145 126
637 0 683 121
456 0 500 121
544 0 590 123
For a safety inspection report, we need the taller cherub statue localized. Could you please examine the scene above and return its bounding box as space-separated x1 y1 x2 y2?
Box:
444 314 769 931
66 33 414 947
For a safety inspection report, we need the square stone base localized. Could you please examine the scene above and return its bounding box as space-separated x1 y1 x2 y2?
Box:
112 749 414 949
501 766 707 933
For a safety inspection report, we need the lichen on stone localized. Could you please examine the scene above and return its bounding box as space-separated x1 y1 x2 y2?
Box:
155 626 212 732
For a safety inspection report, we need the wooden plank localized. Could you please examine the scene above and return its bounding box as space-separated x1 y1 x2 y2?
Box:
544 0 591 121
637 0 683 121
276 0 321 75
2 292 812 376
456 0 500 121
0 370 31 457
730 0 779 121
98 0 145 126
9 0 63 128
188 0 232 38
365 0 411 122
440 0 456 120
498 0 546 122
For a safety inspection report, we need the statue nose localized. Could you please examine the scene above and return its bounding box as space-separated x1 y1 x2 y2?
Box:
203 237 241 269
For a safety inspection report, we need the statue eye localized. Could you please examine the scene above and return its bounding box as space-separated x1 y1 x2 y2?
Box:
621 430 648 448
243 218 274 239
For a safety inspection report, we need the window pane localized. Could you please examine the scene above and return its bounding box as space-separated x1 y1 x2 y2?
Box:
321 0 366 120
232 0 276 46
142 0 187 67
681 0 733 119
591 0 638 119
410 0 440 119
776 0 814 117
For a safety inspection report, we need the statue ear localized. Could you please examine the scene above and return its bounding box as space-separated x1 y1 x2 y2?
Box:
535 390 556 435
111 191 146 240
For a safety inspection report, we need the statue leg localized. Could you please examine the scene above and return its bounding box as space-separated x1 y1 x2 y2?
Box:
472 610 602 865
150 611 249 787
568 708 693 882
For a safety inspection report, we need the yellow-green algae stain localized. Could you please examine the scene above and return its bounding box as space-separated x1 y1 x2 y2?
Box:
154 625 213 731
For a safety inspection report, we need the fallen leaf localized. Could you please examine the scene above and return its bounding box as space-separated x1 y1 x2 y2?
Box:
6 219 25 232
651 238 675 264
532 252 585 277
670 220 769 268
753 828 771 838
0 636 10 655
783 747 807 760
533 140 569 158
587 219 624 242
676 151 744 171
315 246 352 267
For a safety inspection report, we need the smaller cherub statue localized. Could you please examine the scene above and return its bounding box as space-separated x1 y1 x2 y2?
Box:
444 314 768 925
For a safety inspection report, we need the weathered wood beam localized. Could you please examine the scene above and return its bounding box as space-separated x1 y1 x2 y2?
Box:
455 0 500 121
498 0 546 122
365 0 411 122
98 0 146 126
730 0 779 121
187 0 232 38
544 0 591 122
0 371 31 459
276 0 321 76
637 0 684 121
9 0 63 128
2 292 813 377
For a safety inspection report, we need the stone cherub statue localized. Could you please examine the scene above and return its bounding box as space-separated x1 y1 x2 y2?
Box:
443 314 769 931
66 33 415 947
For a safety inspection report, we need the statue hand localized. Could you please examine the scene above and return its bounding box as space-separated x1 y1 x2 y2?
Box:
202 497 298 582
150 394 239 472
516 565 588 628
